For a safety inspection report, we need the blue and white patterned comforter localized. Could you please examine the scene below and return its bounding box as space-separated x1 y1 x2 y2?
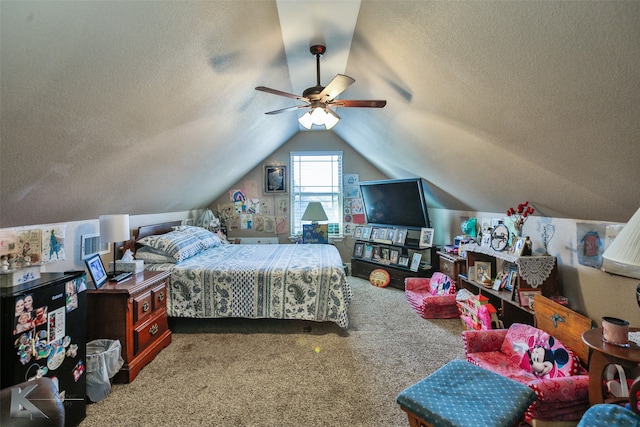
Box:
145 244 352 328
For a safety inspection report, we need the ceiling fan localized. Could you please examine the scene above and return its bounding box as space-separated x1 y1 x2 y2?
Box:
255 45 386 129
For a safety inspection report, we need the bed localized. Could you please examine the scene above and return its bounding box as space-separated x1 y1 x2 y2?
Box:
127 222 352 328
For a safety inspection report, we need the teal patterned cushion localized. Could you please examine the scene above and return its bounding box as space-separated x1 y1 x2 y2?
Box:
172 225 221 249
397 359 536 427
137 231 205 262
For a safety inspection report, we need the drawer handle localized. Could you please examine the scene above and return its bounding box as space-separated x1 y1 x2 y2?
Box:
149 323 159 335
158 291 165 302
142 301 150 312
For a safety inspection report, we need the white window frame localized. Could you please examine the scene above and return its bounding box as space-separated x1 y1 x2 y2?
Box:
290 151 343 238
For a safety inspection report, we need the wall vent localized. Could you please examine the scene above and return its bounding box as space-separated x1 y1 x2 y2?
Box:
81 233 109 259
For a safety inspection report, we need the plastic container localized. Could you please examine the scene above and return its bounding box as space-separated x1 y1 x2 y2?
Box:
86 339 124 402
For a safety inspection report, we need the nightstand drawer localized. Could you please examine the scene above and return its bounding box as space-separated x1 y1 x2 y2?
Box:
151 281 167 311
134 310 168 355
133 291 154 324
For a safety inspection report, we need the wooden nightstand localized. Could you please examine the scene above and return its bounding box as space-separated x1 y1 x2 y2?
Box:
87 270 172 383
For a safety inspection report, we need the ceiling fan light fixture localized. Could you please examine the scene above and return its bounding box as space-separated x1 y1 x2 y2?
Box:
298 107 340 130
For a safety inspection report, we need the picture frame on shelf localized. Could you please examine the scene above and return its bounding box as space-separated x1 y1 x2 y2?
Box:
393 228 407 246
363 244 373 259
362 226 373 240
492 272 503 291
474 261 492 285
511 237 527 256
419 228 434 248
410 253 422 272
380 247 390 262
354 226 364 239
353 242 364 258
263 165 287 194
372 246 381 261
398 256 410 267
390 249 400 264
386 228 397 242
518 288 542 309
85 253 108 289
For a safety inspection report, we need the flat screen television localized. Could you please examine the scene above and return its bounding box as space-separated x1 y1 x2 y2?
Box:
359 178 431 230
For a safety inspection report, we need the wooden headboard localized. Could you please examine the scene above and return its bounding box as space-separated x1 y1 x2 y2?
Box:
120 221 182 256
533 294 593 366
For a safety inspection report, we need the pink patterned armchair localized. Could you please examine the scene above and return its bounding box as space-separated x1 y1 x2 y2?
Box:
462 323 590 422
405 272 458 319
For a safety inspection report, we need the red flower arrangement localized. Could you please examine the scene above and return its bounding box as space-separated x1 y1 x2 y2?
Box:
507 201 535 232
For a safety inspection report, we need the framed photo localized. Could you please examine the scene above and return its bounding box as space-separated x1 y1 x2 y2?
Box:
419 228 434 248
398 256 410 267
363 244 373 259
85 253 108 289
263 165 287 194
410 253 422 272
518 288 542 309
393 228 407 246
386 228 397 241
354 226 364 239
353 242 364 257
380 247 390 264
390 249 400 264
474 261 492 285
372 246 381 261
492 272 503 291
511 237 526 256
362 226 373 240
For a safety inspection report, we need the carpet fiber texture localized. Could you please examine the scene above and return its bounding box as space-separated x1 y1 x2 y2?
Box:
81 276 465 426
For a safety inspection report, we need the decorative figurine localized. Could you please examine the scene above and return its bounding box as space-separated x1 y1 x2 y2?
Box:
541 224 556 256
1 255 8 271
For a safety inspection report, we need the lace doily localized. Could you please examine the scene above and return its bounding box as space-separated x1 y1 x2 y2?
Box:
462 244 556 287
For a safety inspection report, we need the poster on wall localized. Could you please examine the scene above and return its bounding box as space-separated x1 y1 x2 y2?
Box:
19 229 42 264
264 217 276 233
41 225 66 263
576 222 606 268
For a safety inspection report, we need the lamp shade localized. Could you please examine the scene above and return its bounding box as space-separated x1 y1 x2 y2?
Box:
602 207 640 279
301 202 328 223
99 214 130 243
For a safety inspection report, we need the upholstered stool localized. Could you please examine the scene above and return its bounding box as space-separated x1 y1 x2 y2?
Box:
396 359 536 427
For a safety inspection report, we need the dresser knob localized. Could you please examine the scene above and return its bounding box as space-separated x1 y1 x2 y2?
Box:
142 301 150 312
158 291 165 302
149 324 158 335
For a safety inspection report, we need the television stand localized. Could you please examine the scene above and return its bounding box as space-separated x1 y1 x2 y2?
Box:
351 257 435 290
350 227 438 290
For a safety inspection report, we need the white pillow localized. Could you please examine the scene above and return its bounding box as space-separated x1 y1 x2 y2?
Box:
173 225 221 249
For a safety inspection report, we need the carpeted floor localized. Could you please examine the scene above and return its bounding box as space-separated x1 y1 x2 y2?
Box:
80 276 465 426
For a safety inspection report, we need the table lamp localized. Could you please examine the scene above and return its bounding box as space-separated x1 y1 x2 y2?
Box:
99 214 130 280
603 206 640 280
302 202 328 224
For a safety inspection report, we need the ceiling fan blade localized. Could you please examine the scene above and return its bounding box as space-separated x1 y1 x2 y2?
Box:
264 105 309 115
331 100 387 108
318 74 355 102
255 86 309 102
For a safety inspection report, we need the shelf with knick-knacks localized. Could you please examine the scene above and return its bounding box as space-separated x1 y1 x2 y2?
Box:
0 255 41 288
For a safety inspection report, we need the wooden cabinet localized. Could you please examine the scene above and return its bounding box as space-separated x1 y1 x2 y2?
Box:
436 251 466 281
458 244 559 327
87 271 172 383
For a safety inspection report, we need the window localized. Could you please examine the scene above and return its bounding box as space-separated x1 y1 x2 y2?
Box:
290 151 343 237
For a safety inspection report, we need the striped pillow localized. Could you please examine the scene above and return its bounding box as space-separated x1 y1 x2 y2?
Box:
137 231 205 262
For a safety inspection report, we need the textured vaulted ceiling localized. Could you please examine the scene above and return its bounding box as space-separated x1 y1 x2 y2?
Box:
1 1 639 228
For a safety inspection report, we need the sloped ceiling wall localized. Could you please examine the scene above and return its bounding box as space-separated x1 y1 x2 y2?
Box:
1 1 639 228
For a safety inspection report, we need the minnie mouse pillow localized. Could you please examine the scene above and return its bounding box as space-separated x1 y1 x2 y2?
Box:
501 323 580 379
